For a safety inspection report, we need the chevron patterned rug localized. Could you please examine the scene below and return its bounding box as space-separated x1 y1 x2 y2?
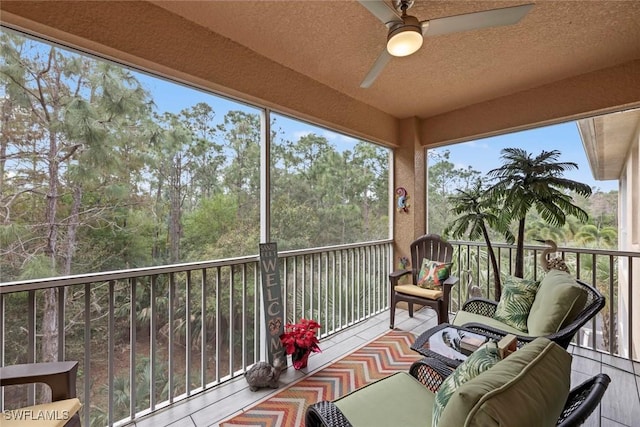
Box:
220 330 420 426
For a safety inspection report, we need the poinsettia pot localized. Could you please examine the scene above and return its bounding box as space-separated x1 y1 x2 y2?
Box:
291 347 311 369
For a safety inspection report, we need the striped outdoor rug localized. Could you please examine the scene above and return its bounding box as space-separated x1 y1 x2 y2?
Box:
220 330 420 426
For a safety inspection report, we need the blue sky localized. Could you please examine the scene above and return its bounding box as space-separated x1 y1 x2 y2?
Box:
138 71 618 193
431 123 618 192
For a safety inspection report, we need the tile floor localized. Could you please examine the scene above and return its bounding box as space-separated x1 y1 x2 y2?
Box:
133 309 640 427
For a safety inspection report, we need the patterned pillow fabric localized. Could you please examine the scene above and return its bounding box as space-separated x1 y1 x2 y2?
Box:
416 258 452 290
432 342 501 427
494 276 540 332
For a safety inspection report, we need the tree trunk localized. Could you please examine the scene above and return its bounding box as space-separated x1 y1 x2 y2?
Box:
64 186 82 275
41 127 60 402
0 97 11 212
514 218 526 278
169 158 182 263
481 222 502 300
153 175 164 260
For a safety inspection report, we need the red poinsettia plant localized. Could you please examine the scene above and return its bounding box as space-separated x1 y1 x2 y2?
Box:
280 318 321 369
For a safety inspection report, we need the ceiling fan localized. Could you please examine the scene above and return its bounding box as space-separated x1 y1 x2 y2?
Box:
358 0 534 88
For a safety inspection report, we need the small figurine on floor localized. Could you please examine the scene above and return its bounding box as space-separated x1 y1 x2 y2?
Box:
245 357 285 391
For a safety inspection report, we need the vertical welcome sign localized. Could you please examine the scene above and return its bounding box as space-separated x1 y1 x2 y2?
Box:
259 242 286 366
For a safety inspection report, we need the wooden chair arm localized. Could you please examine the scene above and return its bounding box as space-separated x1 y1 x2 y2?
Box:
0 361 78 401
389 269 411 286
443 275 458 287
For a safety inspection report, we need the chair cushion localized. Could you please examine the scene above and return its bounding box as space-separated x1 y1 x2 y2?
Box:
493 276 540 332
334 371 435 426
2 398 81 427
417 258 452 290
432 342 501 427
527 270 588 335
395 284 442 299
452 310 531 336
438 337 571 427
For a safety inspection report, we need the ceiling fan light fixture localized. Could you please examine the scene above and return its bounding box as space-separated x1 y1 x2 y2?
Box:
386 16 423 57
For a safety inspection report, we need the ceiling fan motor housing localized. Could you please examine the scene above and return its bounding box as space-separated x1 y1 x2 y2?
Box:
387 15 423 57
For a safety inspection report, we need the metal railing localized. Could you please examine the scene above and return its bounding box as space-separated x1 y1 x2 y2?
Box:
448 240 639 361
0 240 392 426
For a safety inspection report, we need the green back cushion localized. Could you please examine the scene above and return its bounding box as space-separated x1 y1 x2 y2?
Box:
335 372 435 426
438 337 572 427
432 342 501 427
527 270 588 335
493 276 540 332
417 258 452 290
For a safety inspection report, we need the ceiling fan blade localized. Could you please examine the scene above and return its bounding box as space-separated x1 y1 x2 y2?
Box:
358 0 401 26
423 4 534 37
360 49 392 88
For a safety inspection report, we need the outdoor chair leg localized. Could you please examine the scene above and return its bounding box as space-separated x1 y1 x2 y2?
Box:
390 301 396 329
439 303 448 324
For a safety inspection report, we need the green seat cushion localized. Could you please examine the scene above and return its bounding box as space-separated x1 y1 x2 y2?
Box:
432 342 501 427
438 337 572 427
493 276 540 332
452 310 531 336
527 270 588 335
335 371 435 426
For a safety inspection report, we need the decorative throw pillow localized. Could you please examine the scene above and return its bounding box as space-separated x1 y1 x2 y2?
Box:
416 258 452 290
432 342 501 427
494 276 540 332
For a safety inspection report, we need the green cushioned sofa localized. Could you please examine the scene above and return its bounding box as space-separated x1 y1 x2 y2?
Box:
306 337 610 427
452 271 605 348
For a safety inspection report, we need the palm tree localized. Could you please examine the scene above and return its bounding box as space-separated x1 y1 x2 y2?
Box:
445 180 513 300
575 224 617 248
488 148 592 278
524 219 566 244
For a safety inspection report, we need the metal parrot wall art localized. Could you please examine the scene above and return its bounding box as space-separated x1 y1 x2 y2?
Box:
396 187 409 213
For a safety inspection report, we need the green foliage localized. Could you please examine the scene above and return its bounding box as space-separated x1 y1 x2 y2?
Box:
444 179 513 298
0 29 391 423
0 29 390 281
428 150 481 234
488 148 593 277
431 146 616 292
271 133 389 250
574 224 617 247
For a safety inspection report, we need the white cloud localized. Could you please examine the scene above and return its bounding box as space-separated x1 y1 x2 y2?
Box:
467 141 490 149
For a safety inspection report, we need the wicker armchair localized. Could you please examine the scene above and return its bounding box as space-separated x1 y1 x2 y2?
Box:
306 357 610 427
0 361 81 427
557 373 611 427
389 234 458 327
458 279 605 349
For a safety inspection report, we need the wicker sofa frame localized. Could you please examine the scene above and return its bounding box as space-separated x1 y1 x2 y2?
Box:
305 357 610 427
459 279 605 349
